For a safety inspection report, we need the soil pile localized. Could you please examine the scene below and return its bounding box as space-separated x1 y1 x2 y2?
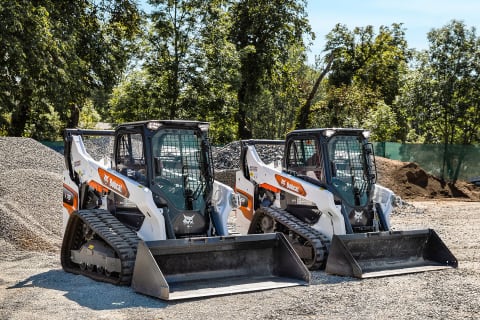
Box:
375 157 480 200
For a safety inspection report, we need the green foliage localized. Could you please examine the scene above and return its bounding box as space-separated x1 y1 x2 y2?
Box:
229 0 311 139
426 20 480 145
395 20 480 146
109 70 157 122
79 100 101 129
109 0 241 144
322 23 409 140
24 103 63 141
2 0 480 154
363 102 398 141
0 0 141 137
311 84 379 128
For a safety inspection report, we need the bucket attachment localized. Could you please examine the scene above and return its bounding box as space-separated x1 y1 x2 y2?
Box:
325 229 458 278
131 233 310 300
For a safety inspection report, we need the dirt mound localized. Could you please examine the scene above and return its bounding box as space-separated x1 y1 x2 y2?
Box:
375 157 480 200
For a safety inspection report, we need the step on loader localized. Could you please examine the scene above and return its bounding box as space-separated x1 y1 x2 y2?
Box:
235 128 457 278
61 120 309 300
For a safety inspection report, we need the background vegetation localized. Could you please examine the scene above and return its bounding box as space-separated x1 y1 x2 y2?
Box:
1 1 479 149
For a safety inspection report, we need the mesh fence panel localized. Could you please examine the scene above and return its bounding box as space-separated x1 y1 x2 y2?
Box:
373 142 480 181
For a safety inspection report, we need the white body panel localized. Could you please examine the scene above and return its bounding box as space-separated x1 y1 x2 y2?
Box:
236 145 398 240
372 184 399 230
238 145 346 238
64 134 167 241
211 180 236 236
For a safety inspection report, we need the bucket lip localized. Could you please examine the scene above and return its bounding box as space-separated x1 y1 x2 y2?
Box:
332 228 434 240
143 233 281 247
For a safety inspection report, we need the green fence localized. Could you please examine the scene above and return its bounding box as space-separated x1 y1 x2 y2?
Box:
373 142 480 182
41 140 64 153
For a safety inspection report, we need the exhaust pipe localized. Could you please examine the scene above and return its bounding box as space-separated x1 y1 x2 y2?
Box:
131 233 310 300
325 229 458 278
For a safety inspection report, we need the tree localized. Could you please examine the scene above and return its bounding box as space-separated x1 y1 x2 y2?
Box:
320 23 409 136
0 0 141 137
397 20 480 181
193 0 240 143
293 54 334 129
426 20 480 146
0 1 59 136
144 0 205 119
229 0 312 139
110 0 240 143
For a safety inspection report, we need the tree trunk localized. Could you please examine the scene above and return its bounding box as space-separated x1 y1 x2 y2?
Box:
8 88 32 137
67 104 80 128
294 55 334 130
236 81 252 139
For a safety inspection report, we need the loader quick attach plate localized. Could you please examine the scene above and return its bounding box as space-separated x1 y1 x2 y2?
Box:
325 229 458 278
131 233 310 300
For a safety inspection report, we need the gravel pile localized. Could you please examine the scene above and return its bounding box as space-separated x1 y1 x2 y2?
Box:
212 141 284 170
0 138 64 253
82 136 114 162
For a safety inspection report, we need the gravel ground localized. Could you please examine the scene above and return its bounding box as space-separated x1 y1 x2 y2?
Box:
1 138 479 319
1 200 479 320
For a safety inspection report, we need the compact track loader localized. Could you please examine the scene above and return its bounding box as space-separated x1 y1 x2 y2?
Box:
61 120 309 300
235 128 457 277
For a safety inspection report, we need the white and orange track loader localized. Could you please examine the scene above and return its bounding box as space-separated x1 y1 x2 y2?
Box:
235 128 458 278
61 120 309 300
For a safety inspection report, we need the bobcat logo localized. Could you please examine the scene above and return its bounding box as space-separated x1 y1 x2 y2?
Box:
183 214 194 228
353 210 363 222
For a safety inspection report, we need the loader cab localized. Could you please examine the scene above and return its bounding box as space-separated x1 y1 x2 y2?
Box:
285 129 378 232
112 120 214 238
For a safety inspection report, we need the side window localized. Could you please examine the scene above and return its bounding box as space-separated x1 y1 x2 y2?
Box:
116 133 146 184
287 141 301 167
303 140 318 166
286 138 324 181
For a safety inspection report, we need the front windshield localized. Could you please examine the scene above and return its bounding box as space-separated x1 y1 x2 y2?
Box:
152 129 209 211
328 135 371 207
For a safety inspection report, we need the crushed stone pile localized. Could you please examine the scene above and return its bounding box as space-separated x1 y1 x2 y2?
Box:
0 138 64 252
212 141 283 170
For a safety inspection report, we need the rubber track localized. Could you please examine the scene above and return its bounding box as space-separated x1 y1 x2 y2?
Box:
251 206 330 270
61 209 141 285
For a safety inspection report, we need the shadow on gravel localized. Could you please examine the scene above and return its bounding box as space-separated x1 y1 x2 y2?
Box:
7 269 169 310
310 271 359 285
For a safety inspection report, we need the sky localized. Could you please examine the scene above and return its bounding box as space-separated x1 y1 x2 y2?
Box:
139 0 480 64
306 0 480 63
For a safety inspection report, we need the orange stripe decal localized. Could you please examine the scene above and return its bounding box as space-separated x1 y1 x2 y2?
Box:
259 183 281 194
88 180 110 194
235 188 254 221
275 174 306 196
63 184 78 215
98 168 130 198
